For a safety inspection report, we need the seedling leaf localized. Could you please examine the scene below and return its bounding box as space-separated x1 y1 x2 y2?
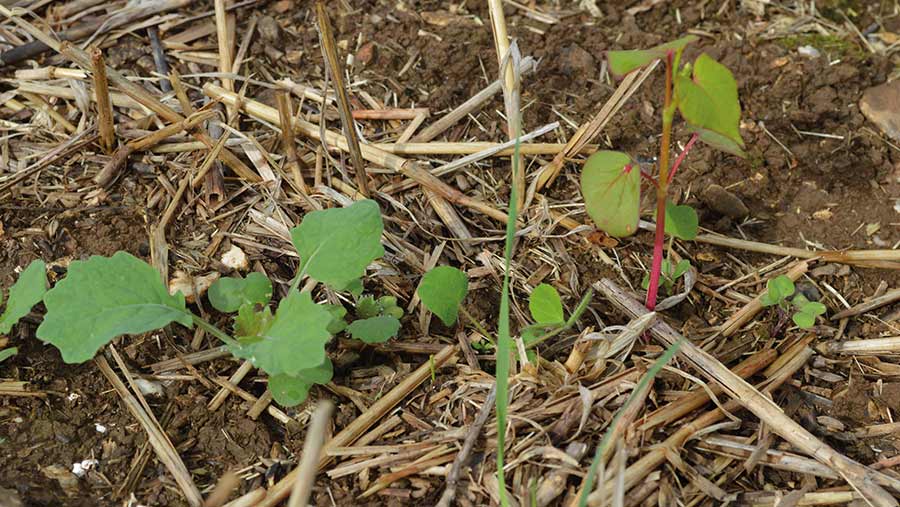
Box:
417 266 468 326
0 347 16 363
581 150 640 237
792 311 815 329
290 199 385 291
664 201 699 240
269 358 333 407
36 253 192 363
227 291 332 376
607 35 698 76
208 273 273 313
234 303 273 338
0 259 47 334
347 315 401 343
529 284 564 324
675 54 744 154
672 259 691 279
323 304 348 334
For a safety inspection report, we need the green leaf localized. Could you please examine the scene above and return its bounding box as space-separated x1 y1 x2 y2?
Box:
0 259 47 334
290 199 384 292
234 303 273 338
227 291 332 376
607 35 698 76
347 315 401 343
804 301 827 316
323 304 348 334
529 284 564 324
37 252 192 363
417 266 468 326
0 347 16 363
581 151 640 237
672 259 692 279
792 311 816 329
207 273 272 313
664 201 699 240
269 358 333 407
675 54 744 155
767 276 795 303
356 296 380 319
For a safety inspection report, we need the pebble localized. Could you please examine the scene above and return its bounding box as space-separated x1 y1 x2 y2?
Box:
701 184 749 219
258 16 283 43
559 44 595 76
860 79 900 142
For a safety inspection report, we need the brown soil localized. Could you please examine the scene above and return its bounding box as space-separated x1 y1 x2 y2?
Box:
2 0 900 505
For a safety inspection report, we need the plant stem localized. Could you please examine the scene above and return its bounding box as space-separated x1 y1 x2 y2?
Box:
667 132 699 185
645 53 676 311
192 313 240 348
459 306 496 346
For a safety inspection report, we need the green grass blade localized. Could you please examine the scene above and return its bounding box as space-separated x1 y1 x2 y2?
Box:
495 132 521 507
577 337 683 507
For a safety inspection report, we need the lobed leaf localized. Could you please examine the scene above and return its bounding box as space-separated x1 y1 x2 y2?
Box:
347 315 401 343
664 201 699 240
37 252 192 363
607 35 698 76
227 291 332 377
0 259 47 334
268 358 333 407
529 284 564 324
792 311 816 329
675 54 745 156
290 199 385 292
581 151 640 237
417 266 469 326
207 272 272 313
234 303 273 338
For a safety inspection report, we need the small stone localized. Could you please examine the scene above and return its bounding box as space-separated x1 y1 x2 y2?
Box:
701 184 749 219
861 80 900 143
796 282 821 302
559 44 596 76
797 45 820 58
355 41 376 66
258 16 282 43
221 244 249 271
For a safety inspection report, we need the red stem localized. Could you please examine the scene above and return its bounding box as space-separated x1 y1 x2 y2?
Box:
644 52 675 311
667 133 699 186
640 169 659 188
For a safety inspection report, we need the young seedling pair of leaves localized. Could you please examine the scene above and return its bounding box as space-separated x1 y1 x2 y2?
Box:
28 199 398 407
0 259 48 363
580 35 744 310
641 258 691 295
760 275 827 329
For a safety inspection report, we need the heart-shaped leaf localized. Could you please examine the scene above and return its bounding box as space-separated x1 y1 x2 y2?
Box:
529 284 564 324
208 272 273 313
417 266 469 326
0 259 47 334
268 358 333 407
761 275 795 306
676 54 744 155
607 35 698 76
227 291 332 376
581 150 640 238
347 315 401 343
291 199 384 292
37 252 193 363
664 201 698 240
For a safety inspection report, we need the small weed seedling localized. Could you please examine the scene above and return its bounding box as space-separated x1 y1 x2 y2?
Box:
0 259 47 363
641 257 690 296
760 275 826 329
581 36 745 310
1 199 404 407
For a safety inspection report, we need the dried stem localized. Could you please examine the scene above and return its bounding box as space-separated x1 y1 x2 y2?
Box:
315 1 369 196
